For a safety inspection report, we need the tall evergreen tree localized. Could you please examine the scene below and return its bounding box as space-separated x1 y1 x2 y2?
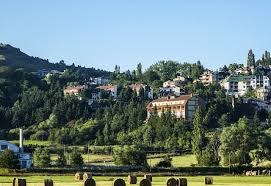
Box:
191 107 205 164
247 49 255 67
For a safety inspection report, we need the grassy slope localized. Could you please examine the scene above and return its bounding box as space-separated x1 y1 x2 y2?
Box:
0 176 271 186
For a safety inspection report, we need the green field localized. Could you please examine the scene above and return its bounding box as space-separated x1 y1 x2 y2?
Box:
1 176 271 186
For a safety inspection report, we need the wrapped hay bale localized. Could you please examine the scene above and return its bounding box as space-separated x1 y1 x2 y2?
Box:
74 172 83 181
144 174 152 182
139 178 151 186
84 178 96 186
178 178 187 186
167 178 177 186
13 178 26 186
204 177 213 185
113 178 126 186
44 179 53 186
127 175 137 184
83 173 92 181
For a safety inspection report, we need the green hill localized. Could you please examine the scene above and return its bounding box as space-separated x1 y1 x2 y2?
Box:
0 43 110 78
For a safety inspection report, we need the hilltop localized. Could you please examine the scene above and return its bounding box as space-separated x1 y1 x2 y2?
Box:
0 43 110 77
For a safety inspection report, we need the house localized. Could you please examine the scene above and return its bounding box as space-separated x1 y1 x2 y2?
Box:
93 77 110 85
146 94 205 121
96 85 118 98
0 129 32 168
129 83 153 99
221 75 270 97
160 86 182 97
243 98 271 112
63 85 87 97
234 66 255 75
197 71 228 86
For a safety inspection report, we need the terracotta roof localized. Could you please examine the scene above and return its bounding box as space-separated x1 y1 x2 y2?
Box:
129 83 144 92
151 95 192 103
96 85 117 91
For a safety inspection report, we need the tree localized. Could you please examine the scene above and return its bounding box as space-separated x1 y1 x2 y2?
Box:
191 107 205 164
220 116 255 165
33 147 51 167
113 145 147 166
56 151 67 167
0 149 19 169
218 113 230 127
70 149 84 167
200 133 220 166
136 63 142 80
247 49 255 67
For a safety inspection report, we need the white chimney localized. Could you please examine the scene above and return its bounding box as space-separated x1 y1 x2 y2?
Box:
19 128 24 152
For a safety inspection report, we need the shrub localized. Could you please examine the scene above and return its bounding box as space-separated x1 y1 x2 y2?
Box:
70 148 84 167
155 156 172 168
113 145 147 166
33 147 51 167
0 149 19 169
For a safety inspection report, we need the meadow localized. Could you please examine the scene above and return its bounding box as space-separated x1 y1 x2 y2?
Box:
1 176 271 186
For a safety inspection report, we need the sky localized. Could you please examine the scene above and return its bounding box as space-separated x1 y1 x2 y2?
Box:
1 0 271 72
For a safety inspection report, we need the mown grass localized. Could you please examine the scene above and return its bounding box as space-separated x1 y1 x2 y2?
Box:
0 176 271 186
8 140 52 146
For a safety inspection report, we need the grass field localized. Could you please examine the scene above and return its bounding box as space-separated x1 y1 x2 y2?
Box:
1 176 271 186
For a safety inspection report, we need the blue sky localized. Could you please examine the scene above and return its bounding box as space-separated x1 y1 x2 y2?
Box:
1 0 271 71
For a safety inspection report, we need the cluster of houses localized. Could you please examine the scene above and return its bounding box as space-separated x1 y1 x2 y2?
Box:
62 64 271 121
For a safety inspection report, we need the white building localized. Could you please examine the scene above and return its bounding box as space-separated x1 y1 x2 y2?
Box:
0 140 32 168
96 85 118 98
221 75 270 97
94 77 110 85
129 83 153 99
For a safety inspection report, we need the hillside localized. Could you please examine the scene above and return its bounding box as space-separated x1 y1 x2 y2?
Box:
0 43 110 78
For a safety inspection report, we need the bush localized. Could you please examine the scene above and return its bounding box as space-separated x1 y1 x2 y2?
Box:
33 147 51 167
56 151 67 167
70 148 84 167
0 149 19 169
113 145 147 166
155 156 172 168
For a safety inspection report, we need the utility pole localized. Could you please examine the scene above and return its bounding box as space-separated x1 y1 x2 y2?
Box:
87 143 90 165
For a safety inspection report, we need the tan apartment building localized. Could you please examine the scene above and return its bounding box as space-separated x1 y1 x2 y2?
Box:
146 94 205 121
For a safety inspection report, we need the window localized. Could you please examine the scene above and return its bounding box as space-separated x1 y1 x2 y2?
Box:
1 145 8 150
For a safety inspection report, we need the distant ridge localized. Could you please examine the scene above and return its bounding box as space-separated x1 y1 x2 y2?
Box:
0 43 110 77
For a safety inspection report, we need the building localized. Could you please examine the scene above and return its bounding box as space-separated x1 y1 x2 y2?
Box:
243 98 271 112
129 83 153 99
146 94 205 121
197 71 228 86
256 87 269 101
93 77 110 85
0 129 32 168
96 85 118 98
160 86 182 97
221 75 270 97
63 85 87 100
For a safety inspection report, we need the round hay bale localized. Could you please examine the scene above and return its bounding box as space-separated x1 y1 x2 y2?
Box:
84 178 96 186
113 178 126 186
74 172 83 181
205 177 213 185
127 175 137 184
44 179 54 186
167 178 177 186
144 174 152 182
139 178 151 186
13 178 26 186
83 173 92 181
178 178 187 186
